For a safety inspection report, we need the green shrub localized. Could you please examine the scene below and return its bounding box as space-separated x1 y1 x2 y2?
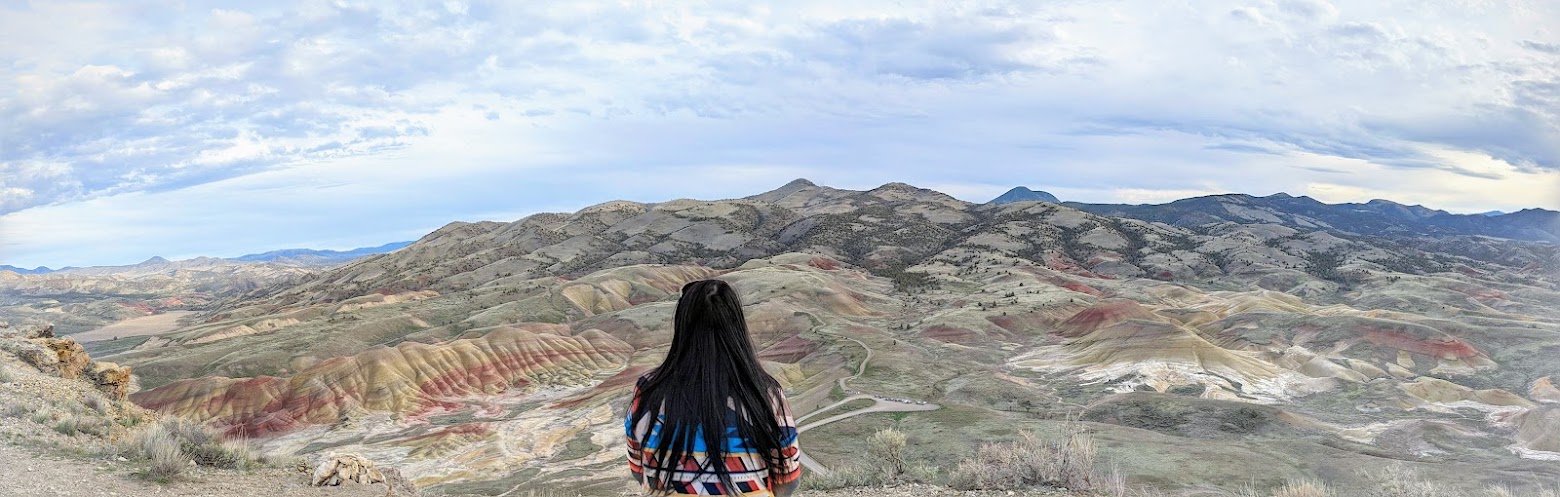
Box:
799 428 937 491
53 415 82 436
865 428 908 481
947 428 1098 491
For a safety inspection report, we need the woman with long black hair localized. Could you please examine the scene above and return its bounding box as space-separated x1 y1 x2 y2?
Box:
626 279 803 496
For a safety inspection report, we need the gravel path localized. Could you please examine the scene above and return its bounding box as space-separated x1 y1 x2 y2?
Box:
793 326 940 477
0 444 388 497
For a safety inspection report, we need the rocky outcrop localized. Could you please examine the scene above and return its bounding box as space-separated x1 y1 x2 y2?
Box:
311 453 385 486
309 454 419 495
0 334 136 400
21 324 53 339
0 335 81 376
42 338 92 379
87 362 135 401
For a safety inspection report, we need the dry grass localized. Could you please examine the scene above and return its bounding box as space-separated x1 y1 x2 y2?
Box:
51 413 107 437
143 428 186 482
799 466 874 491
800 428 938 491
126 417 264 481
155 417 259 469
946 427 1098 491
1484 486 1560 497
1271 481 1330 497
83 392 111 415
0 402 26 418
1356 465 1560 497
1363 465 1454 497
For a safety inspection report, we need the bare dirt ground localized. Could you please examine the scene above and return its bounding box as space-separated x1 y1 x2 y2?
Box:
0 444 386 497
805 483 1080 496
69 311 197 343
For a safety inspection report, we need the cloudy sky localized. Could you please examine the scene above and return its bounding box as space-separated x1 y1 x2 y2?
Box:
2 0 1558 268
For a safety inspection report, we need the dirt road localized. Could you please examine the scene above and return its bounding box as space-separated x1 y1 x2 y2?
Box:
793 322 940 476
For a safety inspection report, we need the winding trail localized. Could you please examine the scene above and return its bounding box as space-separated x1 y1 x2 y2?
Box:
793 323 939 476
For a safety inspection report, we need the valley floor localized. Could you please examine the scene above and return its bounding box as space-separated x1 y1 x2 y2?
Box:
68 311 198 343
0 444 385 497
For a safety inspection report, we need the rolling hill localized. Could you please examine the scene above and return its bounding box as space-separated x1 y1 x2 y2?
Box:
18 179 1557 496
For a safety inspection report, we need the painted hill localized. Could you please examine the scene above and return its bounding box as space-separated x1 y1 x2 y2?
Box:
89 179 1560 495
988 186 1061 204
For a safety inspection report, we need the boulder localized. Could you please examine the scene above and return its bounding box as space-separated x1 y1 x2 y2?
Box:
0 338 61 376
380 467 421 497
25 324 55 339
311 453 385 487
88 361 135 401
42 338 90 379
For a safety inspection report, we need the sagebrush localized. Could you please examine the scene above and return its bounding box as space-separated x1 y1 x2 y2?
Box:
947 428 1098 491
126 417 263 481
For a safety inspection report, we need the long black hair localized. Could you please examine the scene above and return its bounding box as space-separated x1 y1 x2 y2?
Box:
629 279 788 493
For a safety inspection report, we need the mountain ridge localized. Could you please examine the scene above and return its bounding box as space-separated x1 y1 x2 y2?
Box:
989 186 1062 204
3 242 413 276
1063 191 1559 242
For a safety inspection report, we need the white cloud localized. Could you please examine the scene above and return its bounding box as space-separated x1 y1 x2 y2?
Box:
1 0 1558 267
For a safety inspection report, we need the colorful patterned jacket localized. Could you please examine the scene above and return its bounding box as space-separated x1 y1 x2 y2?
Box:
625 382 803 496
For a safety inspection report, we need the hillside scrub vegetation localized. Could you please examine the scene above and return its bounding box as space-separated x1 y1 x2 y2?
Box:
119 418 264 481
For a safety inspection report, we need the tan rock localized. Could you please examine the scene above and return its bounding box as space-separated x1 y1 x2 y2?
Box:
41 338 90 379
312 453 385 487
5 339 60 375
23 324 54 339
1533 377 1560 404
87 361 134 401
380 468 420 497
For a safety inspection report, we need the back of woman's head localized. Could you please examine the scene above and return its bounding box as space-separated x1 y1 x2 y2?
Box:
630 279 786 491
664 279 763 374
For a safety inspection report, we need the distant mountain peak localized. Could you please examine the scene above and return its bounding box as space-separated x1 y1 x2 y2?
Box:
868 182 964 204
782 178 816 189
139 256 171 266
873 181 919 191
989 186 1061 205
0 265 55 275
746 178 829 203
